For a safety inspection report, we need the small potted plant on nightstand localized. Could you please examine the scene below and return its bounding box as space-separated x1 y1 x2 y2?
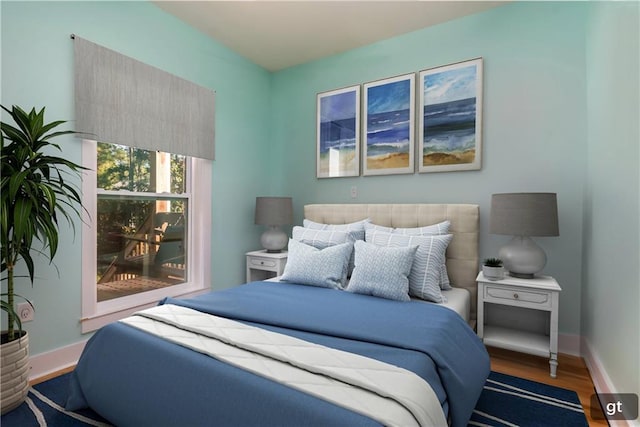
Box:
482 257 504 280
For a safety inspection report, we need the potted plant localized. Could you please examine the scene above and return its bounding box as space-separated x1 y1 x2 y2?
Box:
482 257 504 281
1 105 85 413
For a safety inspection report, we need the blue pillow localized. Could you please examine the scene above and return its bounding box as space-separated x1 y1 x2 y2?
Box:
365 230 452 303
280 239 353 289
346 240 417 302
365 220 452 290
292 226 358 276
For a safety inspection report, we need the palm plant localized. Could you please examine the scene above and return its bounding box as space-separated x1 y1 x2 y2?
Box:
1 105 86 343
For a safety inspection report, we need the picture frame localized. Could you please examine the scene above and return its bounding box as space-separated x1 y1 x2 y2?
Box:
316 85 360 178
362 73 415 176
418 58 483 173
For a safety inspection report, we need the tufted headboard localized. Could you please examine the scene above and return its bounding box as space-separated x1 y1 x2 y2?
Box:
304 203 480 321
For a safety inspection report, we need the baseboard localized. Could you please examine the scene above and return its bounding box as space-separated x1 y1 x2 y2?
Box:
28 339 87 382
582 336 619 394
582 337 639 427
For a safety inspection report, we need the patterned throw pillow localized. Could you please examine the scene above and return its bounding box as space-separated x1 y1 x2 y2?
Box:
280 239 353 289
292 226 358 275
365 220 452 290
365 230 452 303
346 240 417 302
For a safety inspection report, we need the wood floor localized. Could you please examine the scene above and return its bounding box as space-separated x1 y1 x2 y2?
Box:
488 346 607 426
31 348 607 426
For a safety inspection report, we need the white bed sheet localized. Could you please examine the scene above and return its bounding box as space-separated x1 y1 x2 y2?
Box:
412 287 470 324
266 276 470 324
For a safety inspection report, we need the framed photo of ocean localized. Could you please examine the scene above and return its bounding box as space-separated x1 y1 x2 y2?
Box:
316 85 361 178
362 73 415 176
418 58 483 173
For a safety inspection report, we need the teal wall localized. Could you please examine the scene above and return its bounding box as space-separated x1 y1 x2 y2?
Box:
1 1 272 354
2 0 638 400
272 1 588 338
584 1 640 398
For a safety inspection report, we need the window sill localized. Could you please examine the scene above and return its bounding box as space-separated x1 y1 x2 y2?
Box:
81 286 210 333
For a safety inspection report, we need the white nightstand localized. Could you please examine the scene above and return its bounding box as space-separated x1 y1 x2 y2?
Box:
246 250 288 282
476 272 562 378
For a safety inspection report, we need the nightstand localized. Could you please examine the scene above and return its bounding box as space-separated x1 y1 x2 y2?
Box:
246 250 288 282
476 272 562 377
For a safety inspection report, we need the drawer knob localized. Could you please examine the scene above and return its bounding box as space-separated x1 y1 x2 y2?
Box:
260 261 264 265
513 293 519 299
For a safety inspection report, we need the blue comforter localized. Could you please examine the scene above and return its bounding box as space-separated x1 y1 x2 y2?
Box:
67 282 489 427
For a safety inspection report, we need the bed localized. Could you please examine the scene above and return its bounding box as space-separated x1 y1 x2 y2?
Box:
66 203 490 427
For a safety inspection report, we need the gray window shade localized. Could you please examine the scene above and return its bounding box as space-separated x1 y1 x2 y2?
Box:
73 36 215 160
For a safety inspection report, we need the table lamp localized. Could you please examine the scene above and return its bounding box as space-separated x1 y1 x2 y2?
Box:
490 193 559 278
255 196 293 253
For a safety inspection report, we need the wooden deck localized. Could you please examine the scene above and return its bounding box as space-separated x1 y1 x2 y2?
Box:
97 276 184 301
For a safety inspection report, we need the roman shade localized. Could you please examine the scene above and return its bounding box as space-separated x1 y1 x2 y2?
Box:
73 36 215 160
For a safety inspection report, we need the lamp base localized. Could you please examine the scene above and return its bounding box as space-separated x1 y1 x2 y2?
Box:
260 226 288 253
498 236 547 279
508 271 535 279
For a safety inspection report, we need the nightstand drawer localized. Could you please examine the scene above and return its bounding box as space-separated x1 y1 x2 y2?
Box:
484 285 551 309
249 257 277 268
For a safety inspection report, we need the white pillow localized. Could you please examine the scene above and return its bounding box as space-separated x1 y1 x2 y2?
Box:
365 229 452 303
347 240 417 302
365 220 452 290
302 218 369 241
292 226 357 247
364 220 450 236
280 239 353 289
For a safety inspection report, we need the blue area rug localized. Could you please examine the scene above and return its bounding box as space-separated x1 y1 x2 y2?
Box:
468 371 589 426
2 371 589 426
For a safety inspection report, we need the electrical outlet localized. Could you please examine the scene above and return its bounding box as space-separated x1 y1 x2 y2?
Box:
350 186 357 199
17 302 34 322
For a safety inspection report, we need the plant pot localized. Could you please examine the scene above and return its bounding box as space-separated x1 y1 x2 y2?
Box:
483 265 505 281
1 331 29 414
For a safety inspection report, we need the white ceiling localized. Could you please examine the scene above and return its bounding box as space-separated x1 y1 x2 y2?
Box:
152 1 507 71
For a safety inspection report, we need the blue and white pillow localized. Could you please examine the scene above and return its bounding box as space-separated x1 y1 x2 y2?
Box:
365 229 452 303
280 239 353 289
347 240 417 302
365 220 452 290
292 226 357 248
303 218 369 242
364 220 450 236
292 226 358 275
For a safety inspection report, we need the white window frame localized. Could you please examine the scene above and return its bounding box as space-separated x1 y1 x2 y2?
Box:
81 140 211 333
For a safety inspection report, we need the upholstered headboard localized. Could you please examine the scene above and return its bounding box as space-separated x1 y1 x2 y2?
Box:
304 203 480 321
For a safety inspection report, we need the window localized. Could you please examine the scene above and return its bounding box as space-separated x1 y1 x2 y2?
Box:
74 37 215 332
82 140 211 332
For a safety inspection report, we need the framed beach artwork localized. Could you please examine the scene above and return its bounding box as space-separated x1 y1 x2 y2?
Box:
316 85 361 178
418 58 483 173
362 73 415 176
